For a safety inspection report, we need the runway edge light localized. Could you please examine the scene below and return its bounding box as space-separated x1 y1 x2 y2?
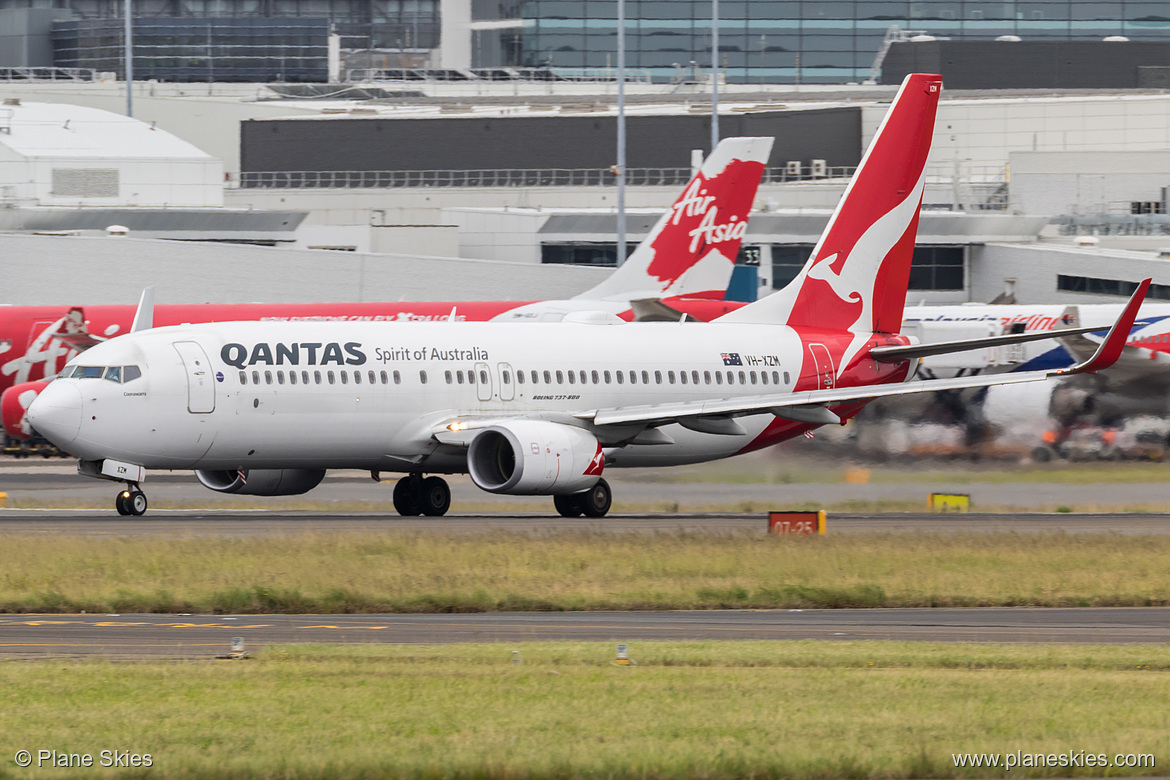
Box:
768 510 826 536
216 637 249 661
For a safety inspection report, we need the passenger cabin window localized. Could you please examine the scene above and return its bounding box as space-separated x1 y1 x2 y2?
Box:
419 370 427 384
368 370 376 384
314 370 322 384
567 371 576 384
393 371 400 384
354 371 362 385
517 371 525 384
290 371 298 385
480 370 488 384
239 371 248 385
502 371 511 384
715 372 723 385
445 370 453 384
591 370 599 384
779 371 787 384
603 370 611 384
667 371 675 384
692 370 700 384
579 370 587 384
761 371 768 385
327 371 335 385
629 371 637 385
704 371 712 384
265 371 273 385
739 371 747 384
277 371 285 385
654 370 662 384
679 370 687 385
555 370 564 384
616 371 624 384
642 370 650 384
253 370 261 385
340 371 348 385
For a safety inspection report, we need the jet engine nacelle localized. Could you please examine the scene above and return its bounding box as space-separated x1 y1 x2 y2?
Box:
195 468 326 496
467 421 604 495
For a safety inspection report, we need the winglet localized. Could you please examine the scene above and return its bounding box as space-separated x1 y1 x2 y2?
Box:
1054 278 1149 376
130 287 155 333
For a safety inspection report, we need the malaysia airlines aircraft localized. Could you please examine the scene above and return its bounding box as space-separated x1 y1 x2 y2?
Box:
28 74 1148 517
2 136 769 444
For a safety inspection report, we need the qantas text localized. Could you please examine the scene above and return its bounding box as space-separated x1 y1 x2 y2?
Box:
221 342 366 368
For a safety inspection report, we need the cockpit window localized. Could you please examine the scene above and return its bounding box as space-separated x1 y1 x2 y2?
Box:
67 365 142 383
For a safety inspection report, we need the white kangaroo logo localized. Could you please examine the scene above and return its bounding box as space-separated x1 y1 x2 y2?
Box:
801 172 927 377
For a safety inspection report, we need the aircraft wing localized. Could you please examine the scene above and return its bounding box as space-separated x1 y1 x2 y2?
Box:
573 279 1149 431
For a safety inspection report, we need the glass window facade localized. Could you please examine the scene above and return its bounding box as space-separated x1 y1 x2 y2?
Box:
518 1 1170 83
771 243 965 289
53 17 329 82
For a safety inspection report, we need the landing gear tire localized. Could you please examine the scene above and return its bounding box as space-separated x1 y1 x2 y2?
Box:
116 489 147 516
580 478 612 518
419 477 451 517
392 476 422 516
553 493 585 518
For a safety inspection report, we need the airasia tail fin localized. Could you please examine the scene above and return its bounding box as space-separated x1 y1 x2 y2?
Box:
718 73 942 330
574 136 773 302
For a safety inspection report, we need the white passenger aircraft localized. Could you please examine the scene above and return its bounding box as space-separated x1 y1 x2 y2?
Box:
28 73 1148 517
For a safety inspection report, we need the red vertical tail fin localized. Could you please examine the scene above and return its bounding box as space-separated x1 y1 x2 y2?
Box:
575 136 773 302
717 73 942 334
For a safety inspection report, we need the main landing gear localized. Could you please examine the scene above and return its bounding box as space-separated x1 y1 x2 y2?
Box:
114 484 148 516
553 478 612 518
392 474 451 517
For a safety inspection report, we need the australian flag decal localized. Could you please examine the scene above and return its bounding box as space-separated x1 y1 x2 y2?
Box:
721 352 743 366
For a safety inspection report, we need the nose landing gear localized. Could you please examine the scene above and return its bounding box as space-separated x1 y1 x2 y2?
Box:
114 484 148 516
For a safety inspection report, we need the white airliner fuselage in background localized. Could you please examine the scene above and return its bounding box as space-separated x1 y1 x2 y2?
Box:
26 74 1148 517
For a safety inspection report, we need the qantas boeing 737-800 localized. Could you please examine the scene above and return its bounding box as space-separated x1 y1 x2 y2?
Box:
2 136 770 445
27 74 1148 517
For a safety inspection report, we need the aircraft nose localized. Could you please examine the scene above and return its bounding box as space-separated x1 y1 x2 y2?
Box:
27 381 83 448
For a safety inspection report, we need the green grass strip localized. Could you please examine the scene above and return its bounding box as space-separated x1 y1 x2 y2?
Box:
2 531 1170 613
1 641 1167 779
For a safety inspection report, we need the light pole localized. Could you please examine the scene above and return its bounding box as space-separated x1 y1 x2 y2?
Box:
711 0 718 151
124 0 133 117
616 0 626 266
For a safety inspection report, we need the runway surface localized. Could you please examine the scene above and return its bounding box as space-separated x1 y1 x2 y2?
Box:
0 509 1167 536
2 608 1168 658
5 459 1170 513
